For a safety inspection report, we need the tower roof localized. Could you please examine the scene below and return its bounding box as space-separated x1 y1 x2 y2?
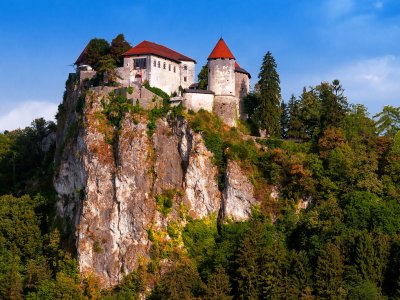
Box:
123 40 196 63
208 38 235 60
235 62 251 78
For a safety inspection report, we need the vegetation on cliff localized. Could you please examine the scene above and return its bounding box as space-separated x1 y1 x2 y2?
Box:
0 53 399 299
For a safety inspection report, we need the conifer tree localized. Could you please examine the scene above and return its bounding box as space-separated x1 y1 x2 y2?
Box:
280 100 289 139
314 242 345 299
252 51 281 137
287 95 305 140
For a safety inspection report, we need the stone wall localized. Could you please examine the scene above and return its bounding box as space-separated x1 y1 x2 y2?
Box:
208 59 235 96
183 90 214 112
235 72 250 120
213 95 238 127
79 70 96 83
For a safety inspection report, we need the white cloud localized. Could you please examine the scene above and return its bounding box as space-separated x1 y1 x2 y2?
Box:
0 101 58 132
282 55 400 115
327 55 400 112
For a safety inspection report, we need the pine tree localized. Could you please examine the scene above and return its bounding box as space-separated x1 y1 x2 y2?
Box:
314 242 345 299
287 94 305 140
206 266 232 300
280 100 289 139
252 51 281 137
318 80 349 132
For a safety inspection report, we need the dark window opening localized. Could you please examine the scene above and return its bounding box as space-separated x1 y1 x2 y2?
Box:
133 58 147 69
184 77 187 82
169 64 171 71
174 66 176 72
153 60 156 67
163 62 166 69
158 61 160 68
183 65 188 70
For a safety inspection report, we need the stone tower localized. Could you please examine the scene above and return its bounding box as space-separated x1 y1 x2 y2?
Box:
208 38 238 127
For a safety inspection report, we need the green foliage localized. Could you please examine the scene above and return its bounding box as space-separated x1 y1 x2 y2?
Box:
251 51 281 136
143 81 170 100
84 38 110 70
197 63 208 90
101 92 135 129
0 118 56 196
374 105 400 137
155 190 177 217
110 33 131 67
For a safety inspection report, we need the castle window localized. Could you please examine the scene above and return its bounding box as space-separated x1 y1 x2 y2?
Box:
163 62 166 69
174 66 176 72
169 64 171 71
184 77 187 82
133 58 147 69
183 65 187 70
158 61 160 68
153 60 156 67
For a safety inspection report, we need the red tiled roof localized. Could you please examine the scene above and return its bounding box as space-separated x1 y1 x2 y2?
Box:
75 43 89 65
123 40 196 63
208 38 235 60
234 61 251 78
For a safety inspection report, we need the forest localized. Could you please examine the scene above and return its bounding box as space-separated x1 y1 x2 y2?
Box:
0 46 399 299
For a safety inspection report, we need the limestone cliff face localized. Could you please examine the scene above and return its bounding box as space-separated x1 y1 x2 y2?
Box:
54 83 258 287
223 160 257 221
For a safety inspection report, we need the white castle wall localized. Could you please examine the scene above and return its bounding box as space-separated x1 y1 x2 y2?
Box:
208 59 235 96
183 91 214 112
122 56 195 95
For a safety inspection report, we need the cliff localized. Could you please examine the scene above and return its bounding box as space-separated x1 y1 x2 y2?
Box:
54 78 258 287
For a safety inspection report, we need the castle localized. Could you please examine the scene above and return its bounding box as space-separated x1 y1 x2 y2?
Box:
76 38 251 127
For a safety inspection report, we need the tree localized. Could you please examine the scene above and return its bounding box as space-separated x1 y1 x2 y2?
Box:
197 63 208 90
374 105 400 137
314 242 345 299
252 51 281 137
280 100 289 139
299 88 321 140
110 33 131 67
341 104 376 143
287 95 305 140
205 266 232 300
85 38 110 70
318 80 349 132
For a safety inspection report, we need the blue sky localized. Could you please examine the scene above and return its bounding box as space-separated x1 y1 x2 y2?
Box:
0 0 399 130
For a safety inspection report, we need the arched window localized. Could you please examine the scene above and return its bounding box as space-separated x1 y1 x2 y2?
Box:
183 65 188 70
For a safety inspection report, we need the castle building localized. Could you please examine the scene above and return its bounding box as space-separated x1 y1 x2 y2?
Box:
184 38 251 126
118 41 196 94
75 38 250 127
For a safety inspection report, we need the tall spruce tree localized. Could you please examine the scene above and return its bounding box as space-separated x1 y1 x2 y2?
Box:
280 100 289 139
252 51 281 137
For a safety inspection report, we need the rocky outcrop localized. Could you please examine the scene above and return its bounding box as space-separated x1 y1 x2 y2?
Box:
54 86 228 287
54 81 264 287
223 160 257 221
